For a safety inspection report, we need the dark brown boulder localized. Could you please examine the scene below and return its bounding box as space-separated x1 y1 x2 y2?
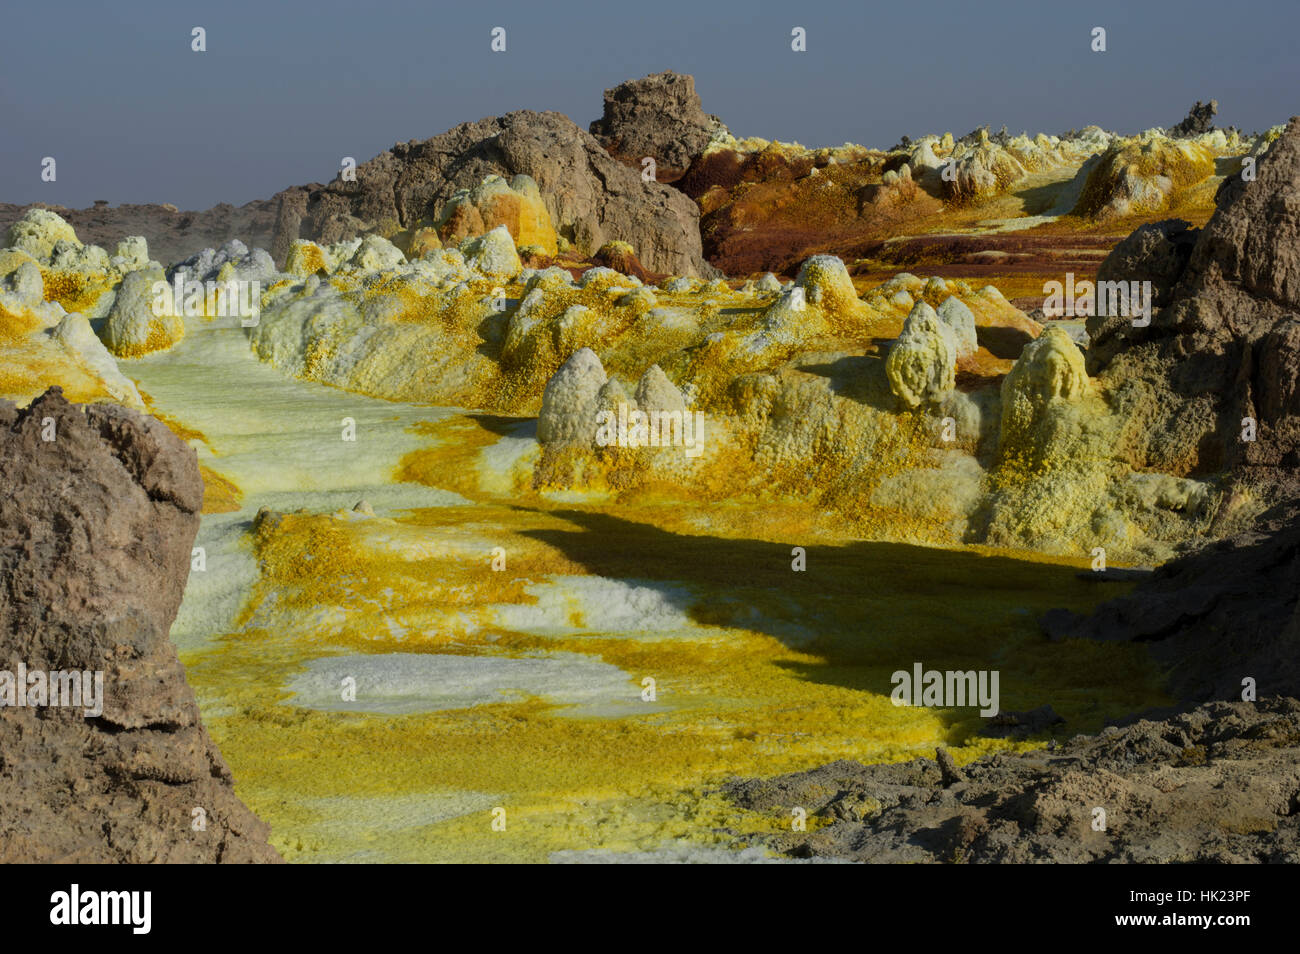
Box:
1169 100 1218 138
1094 218 1198 309
588 71 729 183
0 388 280 863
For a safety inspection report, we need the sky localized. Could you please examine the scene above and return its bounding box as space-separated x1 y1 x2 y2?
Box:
1 0 1296 210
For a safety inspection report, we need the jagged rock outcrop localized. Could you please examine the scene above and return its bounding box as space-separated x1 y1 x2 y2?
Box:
726 699 1300 863
269 110 717 278
0 388 280 863
1095 218 1199 308
1170 100 1218 138
588 71 729 182
1086 115 1300 497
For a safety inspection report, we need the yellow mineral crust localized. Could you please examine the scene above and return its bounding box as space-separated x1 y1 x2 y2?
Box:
181 449 1168 862
436 174 558 256
248 245 1212 560
199 465 243 514
0 300 139 408
1074 134 1218 220
40 266 116 317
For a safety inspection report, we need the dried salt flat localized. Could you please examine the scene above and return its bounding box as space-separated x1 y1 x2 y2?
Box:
285 650 653 718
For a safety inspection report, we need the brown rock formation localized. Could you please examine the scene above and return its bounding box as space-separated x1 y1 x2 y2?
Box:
271 110 719 278
1086 116 1300 496
0 388 280 863
1170 99 1218 138
726 699 1300 863
270 187 310 267
593 240 652 282
588 71 728 182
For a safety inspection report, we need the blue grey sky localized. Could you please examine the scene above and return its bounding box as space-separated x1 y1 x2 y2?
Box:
2 0 1295 209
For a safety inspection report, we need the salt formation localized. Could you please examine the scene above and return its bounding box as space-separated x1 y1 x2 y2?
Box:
346 234 406 272
0 213 145 407
172 238 276 289
886 302 957 408
999 326 1089 451
748 254 867 352
101 265 185 357
935 296 978 358
635 364 687 414
1073 134 1221 219
5 208 79 259
537 347 607 446
459 226 522 280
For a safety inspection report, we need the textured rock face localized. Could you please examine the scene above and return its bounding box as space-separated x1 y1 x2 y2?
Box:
1095 218 1198 308
588 71 728 182
0 388 280 863
1042 513 1300 704
727 699 1300 863
1170 99 1218 138
1087 116 1300 493
271 110 717 278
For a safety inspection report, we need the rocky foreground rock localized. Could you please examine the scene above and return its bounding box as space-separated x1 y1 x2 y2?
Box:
0 388 279 863
726 699 1300 863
